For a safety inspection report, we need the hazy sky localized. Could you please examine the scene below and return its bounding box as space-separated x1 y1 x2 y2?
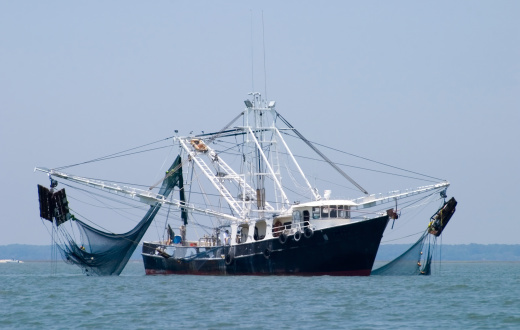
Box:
1 1 519 245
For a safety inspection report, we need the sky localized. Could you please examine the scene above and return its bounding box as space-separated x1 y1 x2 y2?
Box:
1 1 519 246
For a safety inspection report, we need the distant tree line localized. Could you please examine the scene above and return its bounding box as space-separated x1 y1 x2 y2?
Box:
376 244 520 261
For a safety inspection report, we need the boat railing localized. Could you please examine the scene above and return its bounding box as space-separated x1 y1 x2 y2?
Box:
348 209 388 223
270 212 387 236
198 235 219 247
272 222 312 237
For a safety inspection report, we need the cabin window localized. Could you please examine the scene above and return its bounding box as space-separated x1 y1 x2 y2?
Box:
329 205 337 218
312 207 320 219
239 226 248 244
255 221 266 240
321 206 330 218
303 210 310 227
338 205 345 218
292 210 302 224
338 205 350 219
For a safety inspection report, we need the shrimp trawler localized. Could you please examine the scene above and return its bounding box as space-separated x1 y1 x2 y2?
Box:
35 93 455 276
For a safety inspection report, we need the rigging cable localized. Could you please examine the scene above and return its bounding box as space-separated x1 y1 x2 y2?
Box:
275 111 369 195
440 226 443 275
55 136 174 170
380 230 426 243
204 113 246 145
213 138 436 184
61 182 148 223
280 130 443 182
284 152 439 183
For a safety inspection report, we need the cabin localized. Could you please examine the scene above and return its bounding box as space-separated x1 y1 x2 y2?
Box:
225 200 357 244
273 200 356 235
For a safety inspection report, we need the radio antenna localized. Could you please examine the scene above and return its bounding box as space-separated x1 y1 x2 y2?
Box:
250 10 254 92
262 11 268 99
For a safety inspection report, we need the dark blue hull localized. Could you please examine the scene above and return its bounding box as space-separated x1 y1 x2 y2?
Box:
142 215 389 276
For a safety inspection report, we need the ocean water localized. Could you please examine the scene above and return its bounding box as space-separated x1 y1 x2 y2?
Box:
1 261 519 329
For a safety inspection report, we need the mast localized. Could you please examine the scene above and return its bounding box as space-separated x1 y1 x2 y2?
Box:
249 93 266 211
243 93 291 212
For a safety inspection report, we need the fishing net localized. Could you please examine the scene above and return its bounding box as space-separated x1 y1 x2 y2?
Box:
371 231 436 275
40 155 185 276
371 198 457 276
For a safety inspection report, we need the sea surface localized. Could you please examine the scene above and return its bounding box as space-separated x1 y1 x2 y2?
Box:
1 261 519 329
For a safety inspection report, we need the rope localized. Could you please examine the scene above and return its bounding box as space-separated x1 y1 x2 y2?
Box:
381 230 426 243
440 233 443 275
55 136 174 170
283 152 439 183
148 157 189 191
280 130 444 182
276 112 369 194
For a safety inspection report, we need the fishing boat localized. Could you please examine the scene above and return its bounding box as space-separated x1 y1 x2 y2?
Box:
35 92 455 276
0 259 24 263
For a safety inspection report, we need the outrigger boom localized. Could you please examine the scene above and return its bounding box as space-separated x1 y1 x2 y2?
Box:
34 167 240 222
34 166 449 222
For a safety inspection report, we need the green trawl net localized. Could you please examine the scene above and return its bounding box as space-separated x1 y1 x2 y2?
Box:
49 155 184 276
371 198 456 276
371 231 434 276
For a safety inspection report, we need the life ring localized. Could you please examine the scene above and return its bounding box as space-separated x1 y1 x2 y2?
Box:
293 230 301 242
304 227 314 238
263 248 271 259
279 233 288 244
225 250 234 265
